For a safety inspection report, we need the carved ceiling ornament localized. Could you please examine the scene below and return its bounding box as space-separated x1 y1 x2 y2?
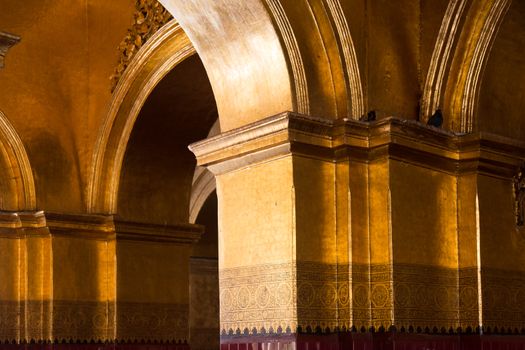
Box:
0 31 20 69
514 165 525 227
110 0 173 91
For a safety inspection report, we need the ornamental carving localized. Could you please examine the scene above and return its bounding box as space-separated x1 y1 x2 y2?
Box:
0 31 20 69
514 166 525 226
110 0 173 91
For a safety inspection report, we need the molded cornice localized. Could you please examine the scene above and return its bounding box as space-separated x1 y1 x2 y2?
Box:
114 219 203 244
0 210 203 243
189 112 525 177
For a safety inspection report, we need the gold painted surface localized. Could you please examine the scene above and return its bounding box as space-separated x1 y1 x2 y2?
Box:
115 224 197 340
478 175 525 270
25 230 53 341
478 1 525 140
159 0 294 131
52 236 115 301
0 213 52 341
0 236 23 341
481 268 525 330
392 264 459 330
366 0 421 120
192 112 525 334
89 21 199 214
117 302 188 341
0 0 134 212
0 111 35 211
50 219 116 341
294 156 337 264
0 31 20 69
217 156 295 269
219 263 296 333
117 241 190 303
390 161 458 268
368 160 391 265
115 55 216 224
0 238 22 301
2 0 525 341
0 301 21 341
53 300 114 341
218 262 491 333
348 161 371 266
444 0 511 132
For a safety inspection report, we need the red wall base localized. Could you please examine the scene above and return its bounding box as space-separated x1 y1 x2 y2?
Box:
0 343 190 350
2 334 525 350
220 332 525 350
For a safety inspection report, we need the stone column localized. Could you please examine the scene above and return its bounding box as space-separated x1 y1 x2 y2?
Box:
189 112 525 349
190 113 343 348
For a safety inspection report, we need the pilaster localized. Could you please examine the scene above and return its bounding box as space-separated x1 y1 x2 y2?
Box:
46 212 116 341
0 211 51 343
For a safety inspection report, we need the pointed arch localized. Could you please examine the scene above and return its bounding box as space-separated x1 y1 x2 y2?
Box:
442 0 511 132
88 20 196 213
421 0 468 123
0 110 36 211
189 119 219 223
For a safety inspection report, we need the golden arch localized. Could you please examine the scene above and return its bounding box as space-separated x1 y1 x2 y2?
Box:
0 110 35 211
159 0 364 130
88 20 196 214
440 0 511 132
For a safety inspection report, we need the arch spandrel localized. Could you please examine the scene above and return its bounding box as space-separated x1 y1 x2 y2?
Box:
442 0 511 132
477 0 525 140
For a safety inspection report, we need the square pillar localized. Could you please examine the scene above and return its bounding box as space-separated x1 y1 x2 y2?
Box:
190 112 525 348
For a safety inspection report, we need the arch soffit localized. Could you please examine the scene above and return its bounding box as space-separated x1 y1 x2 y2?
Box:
189 118 219 224
435 0 511 132
88 20 196 214
160 0 514 135
0 110 36 211
158 0 364 131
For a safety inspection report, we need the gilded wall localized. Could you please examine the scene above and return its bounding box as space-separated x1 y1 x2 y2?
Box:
1 0 525 348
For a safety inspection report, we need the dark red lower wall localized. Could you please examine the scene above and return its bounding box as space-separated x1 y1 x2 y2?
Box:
220 332 525 350
3 334 525 350
0 343 190 350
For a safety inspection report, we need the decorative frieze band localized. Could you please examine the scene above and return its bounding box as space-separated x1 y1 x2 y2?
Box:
117 302 189 341
218 261 525 335
0 300 190 342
